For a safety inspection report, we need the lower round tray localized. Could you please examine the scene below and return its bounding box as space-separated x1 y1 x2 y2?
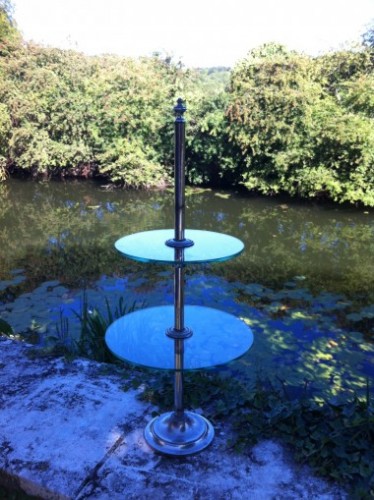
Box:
105 305 253 370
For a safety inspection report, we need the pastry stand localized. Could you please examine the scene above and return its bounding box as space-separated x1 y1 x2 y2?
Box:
105 99 253 455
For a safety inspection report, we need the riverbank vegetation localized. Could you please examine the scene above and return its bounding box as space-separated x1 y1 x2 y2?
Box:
1 2 374 205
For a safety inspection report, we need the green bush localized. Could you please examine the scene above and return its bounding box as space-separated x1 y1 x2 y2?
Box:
185 80 240 186
227 43 374 205
97 137 167 188
0 44 182 184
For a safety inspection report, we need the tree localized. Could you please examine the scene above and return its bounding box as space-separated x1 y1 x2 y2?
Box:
0 0 13 21
227 44 321 195
363 21 374 49
226 43 374 205
0 0 20 54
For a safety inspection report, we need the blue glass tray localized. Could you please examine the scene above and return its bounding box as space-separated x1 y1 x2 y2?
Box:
105 305 253 370
115 229 244 264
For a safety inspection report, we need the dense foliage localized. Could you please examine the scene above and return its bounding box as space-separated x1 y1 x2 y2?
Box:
0 45 181 186
0 3 373 204
227 43 374 205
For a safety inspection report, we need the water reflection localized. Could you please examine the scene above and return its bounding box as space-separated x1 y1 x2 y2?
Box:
0 179 373 300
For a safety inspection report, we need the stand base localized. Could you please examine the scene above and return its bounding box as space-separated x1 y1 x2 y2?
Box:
144 411 214 456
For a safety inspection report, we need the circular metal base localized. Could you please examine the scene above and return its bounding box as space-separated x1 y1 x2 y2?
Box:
144 411 214 456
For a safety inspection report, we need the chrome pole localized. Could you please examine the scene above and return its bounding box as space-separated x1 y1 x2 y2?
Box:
165 98 193 249
167 100 192 421
174 100 185 242
166 101 192 341
174 251 184 331
174 338 184 417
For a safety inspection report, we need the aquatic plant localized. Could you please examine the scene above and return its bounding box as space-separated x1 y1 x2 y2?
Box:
75 293 141 362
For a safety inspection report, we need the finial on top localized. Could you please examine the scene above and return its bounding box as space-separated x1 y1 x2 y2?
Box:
174 98 186 122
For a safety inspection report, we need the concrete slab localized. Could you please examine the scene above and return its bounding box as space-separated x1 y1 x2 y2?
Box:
0 336 346 499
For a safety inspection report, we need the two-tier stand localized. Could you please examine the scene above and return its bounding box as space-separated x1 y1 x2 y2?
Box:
105 99 253 456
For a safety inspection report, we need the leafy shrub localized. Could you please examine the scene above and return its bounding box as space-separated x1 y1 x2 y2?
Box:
227 43 374 205
97 138 168 188
0 44 181 184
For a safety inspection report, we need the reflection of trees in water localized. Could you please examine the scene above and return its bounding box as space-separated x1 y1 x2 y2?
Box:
233 210 374 299
186 191 374 299
1 180 373 300
0 180 169 285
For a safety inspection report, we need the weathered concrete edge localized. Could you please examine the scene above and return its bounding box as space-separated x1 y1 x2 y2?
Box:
0 336 150 499
0 467 69 499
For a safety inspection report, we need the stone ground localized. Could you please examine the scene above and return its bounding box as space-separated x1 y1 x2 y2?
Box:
0 336 346 499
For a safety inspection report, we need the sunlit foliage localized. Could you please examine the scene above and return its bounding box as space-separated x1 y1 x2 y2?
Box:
227 43 374 205
0 2 373 205
0 43 188 186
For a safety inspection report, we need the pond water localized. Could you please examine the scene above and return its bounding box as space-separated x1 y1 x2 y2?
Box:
0 178 373 399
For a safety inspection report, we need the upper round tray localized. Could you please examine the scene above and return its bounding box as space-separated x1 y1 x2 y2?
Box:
115 229 244 264
105 305 253 370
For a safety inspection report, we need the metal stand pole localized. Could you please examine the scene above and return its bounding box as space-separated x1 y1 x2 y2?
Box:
165 98 194 250
144 99 214 455
172 248 187 422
